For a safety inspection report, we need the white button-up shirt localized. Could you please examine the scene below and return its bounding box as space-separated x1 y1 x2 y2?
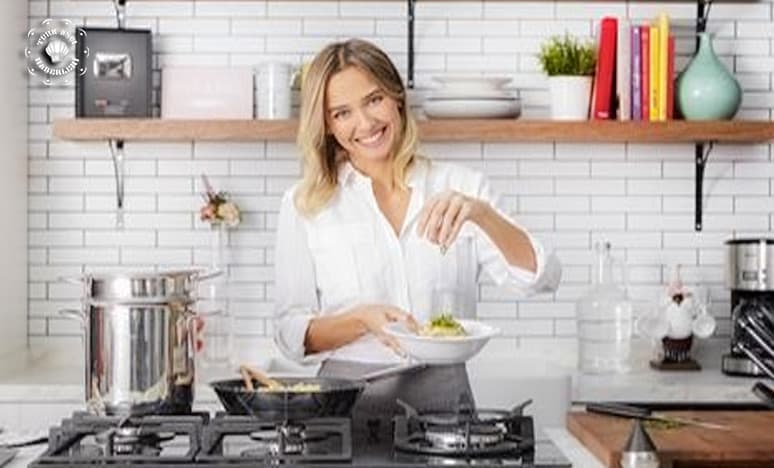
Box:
273 159 561 364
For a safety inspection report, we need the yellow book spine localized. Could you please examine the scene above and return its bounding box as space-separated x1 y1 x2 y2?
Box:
649 25 659 121
658 13 669 121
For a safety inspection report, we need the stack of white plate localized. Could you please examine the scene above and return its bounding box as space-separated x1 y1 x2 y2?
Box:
423 75 521 119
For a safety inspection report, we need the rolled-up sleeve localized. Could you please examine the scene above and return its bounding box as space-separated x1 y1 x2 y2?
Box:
473 173 562 297
272 188 329 363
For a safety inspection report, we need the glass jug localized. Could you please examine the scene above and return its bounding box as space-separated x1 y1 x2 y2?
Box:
199 223 235 368
577 241 634 374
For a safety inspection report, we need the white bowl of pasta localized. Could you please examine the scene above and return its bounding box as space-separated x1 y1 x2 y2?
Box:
383 316 500 365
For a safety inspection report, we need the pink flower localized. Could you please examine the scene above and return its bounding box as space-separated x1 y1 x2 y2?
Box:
200 204 216 221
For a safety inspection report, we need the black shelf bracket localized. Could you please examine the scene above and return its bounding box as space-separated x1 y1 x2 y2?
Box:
693 0 714 232
407 0 415 89
112 0 127 29
108 139 126 230
694 142 715 231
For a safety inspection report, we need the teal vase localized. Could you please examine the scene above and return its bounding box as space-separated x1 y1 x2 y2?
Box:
676 33 742 120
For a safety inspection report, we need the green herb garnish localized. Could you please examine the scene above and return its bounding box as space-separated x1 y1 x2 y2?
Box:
429 314 465 334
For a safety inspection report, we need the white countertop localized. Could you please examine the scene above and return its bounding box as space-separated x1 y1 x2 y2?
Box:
0 339 765 468
0 339 760 402
574 338 761 403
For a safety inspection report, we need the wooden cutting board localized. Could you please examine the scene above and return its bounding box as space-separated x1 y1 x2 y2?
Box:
567 410 774 468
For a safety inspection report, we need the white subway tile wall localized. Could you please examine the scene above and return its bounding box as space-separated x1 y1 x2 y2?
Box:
27 0 774 364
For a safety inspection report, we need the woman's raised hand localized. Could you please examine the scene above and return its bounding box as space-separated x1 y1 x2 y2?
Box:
354 304 418 357
416 190 485 251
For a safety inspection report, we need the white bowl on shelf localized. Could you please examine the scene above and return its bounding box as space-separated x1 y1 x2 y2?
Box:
427 90 515 101
382 319 500 365
423 98 521 119
432 75 513 93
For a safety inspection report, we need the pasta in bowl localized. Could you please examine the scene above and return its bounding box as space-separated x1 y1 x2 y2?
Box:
418 313 468 338
383 316 500 364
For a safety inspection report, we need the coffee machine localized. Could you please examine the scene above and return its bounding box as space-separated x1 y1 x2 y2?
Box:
723 238 774 378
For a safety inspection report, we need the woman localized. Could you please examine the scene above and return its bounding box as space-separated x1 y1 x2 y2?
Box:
273 39 560 434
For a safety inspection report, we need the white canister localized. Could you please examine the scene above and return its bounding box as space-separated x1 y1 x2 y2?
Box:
256 62 292 119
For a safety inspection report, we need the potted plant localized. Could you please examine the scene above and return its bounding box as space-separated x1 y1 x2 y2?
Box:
538 35 596 120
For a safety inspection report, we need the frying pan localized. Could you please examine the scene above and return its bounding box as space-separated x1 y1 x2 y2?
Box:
210 376 365 420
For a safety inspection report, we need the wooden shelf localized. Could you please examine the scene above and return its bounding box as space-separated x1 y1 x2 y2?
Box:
53 118 774 143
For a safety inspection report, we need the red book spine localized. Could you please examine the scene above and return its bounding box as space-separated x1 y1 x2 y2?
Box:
593 17 618 119
640 25 650 121
666 35 675 119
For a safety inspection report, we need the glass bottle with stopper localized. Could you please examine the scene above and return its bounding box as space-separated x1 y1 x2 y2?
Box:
577 241 634 374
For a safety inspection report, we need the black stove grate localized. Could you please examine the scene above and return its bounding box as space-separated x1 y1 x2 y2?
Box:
29 412 205 467
27 407 571 468
198 413 351 463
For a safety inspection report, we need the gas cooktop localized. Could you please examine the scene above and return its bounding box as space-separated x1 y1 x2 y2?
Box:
28 408 571 468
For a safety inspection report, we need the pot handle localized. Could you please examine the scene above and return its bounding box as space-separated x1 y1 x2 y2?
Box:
197 309 223 317
59 309 86 327
186 314 200 361
196 269 223 282
58 276 84 285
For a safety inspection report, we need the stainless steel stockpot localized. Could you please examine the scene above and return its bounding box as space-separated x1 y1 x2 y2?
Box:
62 269 219 416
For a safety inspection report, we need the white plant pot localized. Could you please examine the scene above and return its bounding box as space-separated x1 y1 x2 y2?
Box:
548 75 593 120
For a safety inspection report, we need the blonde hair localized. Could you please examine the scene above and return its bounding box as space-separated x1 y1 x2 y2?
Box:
295 38 420 217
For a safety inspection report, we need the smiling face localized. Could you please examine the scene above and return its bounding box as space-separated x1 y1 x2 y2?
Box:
325 66 402 168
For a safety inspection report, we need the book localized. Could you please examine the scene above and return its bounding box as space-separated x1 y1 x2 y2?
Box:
617 19 632 120
592 17 618 119
657 13 670 121
641 25 650 120
631 25 642 120
649 25 659 121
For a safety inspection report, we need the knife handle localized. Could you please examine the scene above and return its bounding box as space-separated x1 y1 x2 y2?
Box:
586 402 652 419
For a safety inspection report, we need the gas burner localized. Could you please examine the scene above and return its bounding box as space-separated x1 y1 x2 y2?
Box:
199 413 352 463
424 423 507 450
241 424 307 456
394 398 535 457
94 426 176 456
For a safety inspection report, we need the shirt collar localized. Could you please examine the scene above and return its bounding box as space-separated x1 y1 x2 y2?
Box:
336 160 359 186
336 157 428 192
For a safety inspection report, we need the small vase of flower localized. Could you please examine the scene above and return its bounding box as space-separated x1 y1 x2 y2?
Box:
198 174 241 368
200 174 241 230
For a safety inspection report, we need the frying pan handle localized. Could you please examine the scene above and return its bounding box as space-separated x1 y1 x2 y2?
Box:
361 361 426 382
